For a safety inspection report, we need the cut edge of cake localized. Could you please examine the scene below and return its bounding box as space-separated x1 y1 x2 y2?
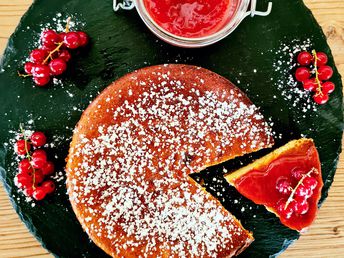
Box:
224 138 315 183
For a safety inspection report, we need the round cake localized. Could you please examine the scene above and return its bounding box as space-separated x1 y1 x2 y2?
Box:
66 64 274 257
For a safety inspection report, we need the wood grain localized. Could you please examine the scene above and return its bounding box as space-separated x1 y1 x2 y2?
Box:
0 0 343 257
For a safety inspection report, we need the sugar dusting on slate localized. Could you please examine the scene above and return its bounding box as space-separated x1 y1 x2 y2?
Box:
273 39 318 116
67 65 274 257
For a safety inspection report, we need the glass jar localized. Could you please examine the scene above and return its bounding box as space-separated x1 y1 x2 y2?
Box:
113 0 272 48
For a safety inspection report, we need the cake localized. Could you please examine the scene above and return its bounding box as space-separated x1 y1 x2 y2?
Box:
225 138 323 231
66 64 274 257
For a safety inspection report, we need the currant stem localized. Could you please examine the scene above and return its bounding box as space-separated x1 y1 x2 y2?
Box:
19 124 37 189
285 167 318 209
312 50 323 96
42 17 72 64
42 42 64 64
65 17 71 33
17 71 32 78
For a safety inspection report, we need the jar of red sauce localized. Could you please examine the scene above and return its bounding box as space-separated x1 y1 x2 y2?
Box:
113 0 272 48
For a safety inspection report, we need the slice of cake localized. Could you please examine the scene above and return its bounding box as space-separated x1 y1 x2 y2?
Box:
66 64 274 257
225 138 323 232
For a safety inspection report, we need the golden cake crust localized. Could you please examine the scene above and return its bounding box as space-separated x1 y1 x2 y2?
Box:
66 64 274 257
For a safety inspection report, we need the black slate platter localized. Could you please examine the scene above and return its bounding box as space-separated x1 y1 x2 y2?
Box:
0 0 343 257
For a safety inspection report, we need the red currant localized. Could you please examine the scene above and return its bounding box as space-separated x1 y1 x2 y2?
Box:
277 199 294 219
33 170 44 184
15 139 31 155
77 31 89 47
49 58 67 76
14 174 32 189
58 50 71 62
64 32 81 49
41 180 56 194
295 67 310 82
18 159 33 175
41 43 56 52
23 187 34 197
59 32 67 42
33 187 47 201
33 76 50 87
303 78 317 92
32 64 50 78
293 193 305 203
31 149 47 169
303 177 318 190
30 131 47 147
316 52 328 66
41 161 55 176
318 65 333 81
297 51 313 66
292 168 305 180
295 185 312 199
276 177 292 195
29 49 48 64
291 200 309 215
24 62 35 74
41 30 60 47
313 93 329 105
321 81 335 94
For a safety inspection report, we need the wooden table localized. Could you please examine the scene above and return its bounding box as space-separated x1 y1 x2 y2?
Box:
0 0 343 257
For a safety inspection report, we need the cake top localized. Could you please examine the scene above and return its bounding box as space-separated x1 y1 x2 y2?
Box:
66 64 274 257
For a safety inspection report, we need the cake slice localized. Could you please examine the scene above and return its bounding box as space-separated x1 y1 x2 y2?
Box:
225 138 323 232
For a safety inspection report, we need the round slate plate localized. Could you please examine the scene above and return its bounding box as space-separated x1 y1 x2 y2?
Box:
0 0 343 257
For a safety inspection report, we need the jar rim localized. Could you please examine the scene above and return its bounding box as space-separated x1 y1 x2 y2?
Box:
134 0 251 48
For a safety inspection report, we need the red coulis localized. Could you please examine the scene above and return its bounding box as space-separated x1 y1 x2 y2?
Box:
143 0 236 38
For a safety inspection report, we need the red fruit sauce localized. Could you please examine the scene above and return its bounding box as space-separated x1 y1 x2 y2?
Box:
233 145 323 231
143 0 237 38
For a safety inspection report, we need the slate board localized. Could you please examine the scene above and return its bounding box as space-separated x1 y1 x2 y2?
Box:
0 0 343 257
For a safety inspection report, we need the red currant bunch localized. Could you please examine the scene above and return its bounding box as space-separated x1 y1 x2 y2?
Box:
275 168 319 219
14 128 56 201
19 18 89 87
295 50 335 105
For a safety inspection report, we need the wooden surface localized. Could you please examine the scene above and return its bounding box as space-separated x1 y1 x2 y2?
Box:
0 0 343 257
